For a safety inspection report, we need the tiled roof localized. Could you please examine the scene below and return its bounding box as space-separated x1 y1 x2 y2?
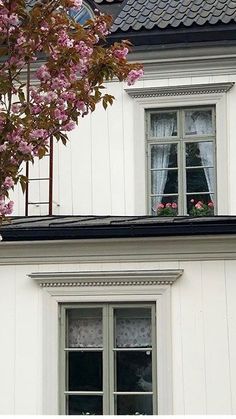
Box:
112 0 236 32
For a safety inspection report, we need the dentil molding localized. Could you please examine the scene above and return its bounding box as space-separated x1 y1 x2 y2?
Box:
29 269 183 288
125 82 234 99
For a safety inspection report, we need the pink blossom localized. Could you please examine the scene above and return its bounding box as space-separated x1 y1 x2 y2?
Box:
17 35 26 45
166 202 172 208
3 176 14 190
40 22 49 32
96 21 109 36
62 120 76 131
0 199 14 216
58 30 74 48
126 68 144 86
61 91 76 101
29 129 48 139
36 65 51 82
76 100 86 112
75 41 93 58
54 108 68 121
0 143 7 152
208 202 214 208
172 202 177 209
157 203 164 209
114 47 129 60
69 0 83 10
8 13 19 26
18 141 33 154
11 103 21 114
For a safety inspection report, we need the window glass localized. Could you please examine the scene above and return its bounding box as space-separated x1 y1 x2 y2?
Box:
114 308 152 348
67 395 103 415
150 112 177 138
67 308 103 348
116 395 153 415
184 109 213 136
151 144 177 169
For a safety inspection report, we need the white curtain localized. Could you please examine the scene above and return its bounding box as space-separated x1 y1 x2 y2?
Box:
151 114 176 204
68 318 103 348
198 142 214 200
187 111 214 199
68 317 151 348
116 318 151 348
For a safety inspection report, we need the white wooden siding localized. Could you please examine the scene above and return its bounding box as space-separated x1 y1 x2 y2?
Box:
8 72 235 216
1 258 236 414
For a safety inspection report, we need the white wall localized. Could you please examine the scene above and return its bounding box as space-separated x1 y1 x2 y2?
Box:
1 254 236 414
11 68 236 217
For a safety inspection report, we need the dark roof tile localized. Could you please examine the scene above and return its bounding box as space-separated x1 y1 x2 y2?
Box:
111 0 236 32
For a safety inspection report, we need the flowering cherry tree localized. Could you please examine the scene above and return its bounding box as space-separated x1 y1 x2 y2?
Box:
0 0 143 221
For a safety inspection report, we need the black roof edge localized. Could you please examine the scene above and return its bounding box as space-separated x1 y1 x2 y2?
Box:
2 217 236 242
108 22 236 46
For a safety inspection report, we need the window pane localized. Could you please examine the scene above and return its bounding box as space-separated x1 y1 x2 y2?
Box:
67 308 103 348
151 170 178 194
150 112 177 137
187 194 215 215
151 144 177 169
68 352 102 391
186 168 214 193
151 196 178 215
116 395 153 415
116 351 152 392
115 308 152 348
186 141 213 167
67 395 103 415
185 109 213 136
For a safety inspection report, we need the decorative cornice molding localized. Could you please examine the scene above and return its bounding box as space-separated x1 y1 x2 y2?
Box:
29 269 183 288
125 82 234 99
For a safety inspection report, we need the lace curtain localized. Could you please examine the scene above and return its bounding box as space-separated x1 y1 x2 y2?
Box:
186 111 214 199
116 318 151 348
151 114 176 204
68 317 151 348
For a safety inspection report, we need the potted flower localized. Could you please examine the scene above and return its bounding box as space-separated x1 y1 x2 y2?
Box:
189 199 214 216
154 202 178 216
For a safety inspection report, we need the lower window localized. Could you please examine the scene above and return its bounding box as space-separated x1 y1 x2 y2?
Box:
59 303 157 415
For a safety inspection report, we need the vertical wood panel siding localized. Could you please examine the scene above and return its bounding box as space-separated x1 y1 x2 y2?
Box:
9 74 236 216
0 258 236 413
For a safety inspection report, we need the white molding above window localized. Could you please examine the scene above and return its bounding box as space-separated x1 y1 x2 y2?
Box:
29 269 183 288
125 82 234 99
33 268 183 414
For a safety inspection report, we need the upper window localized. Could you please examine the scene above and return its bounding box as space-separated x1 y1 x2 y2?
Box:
69 2 93 24
59 303 157 415
147 107 216 216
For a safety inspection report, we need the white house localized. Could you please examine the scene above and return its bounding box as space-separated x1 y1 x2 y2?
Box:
1 0 236 414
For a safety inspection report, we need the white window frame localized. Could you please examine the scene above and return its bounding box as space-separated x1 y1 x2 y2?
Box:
30 268 183 415
146 106 216 215
60 302 157 415
125 83 233 215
